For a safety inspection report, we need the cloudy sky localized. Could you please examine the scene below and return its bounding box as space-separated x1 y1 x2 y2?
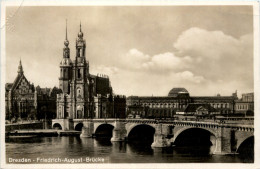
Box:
5 6 253 97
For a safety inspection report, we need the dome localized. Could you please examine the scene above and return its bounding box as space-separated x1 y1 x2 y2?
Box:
60 58 72 66
64 39 69 46
168 87 189 97
78 31 83 38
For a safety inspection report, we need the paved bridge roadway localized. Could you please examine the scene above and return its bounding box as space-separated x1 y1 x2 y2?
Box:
52 118 254 155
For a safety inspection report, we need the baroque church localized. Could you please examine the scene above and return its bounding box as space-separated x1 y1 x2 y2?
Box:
56 23 125 120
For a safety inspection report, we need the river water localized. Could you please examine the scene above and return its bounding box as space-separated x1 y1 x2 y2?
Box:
6 136 253 163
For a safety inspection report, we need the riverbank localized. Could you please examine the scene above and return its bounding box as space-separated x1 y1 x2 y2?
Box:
6 129 81 137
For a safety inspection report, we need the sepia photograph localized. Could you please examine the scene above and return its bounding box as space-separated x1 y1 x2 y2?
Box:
0 1 259 169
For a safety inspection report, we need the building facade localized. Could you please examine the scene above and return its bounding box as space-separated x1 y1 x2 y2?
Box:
235 93 254 116
56 23 125 120
126 88 241 118
5 61 60 122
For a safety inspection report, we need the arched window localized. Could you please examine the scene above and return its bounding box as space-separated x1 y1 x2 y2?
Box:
77 88 82 98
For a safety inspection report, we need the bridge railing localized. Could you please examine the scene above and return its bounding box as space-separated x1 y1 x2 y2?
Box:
70 118 254 128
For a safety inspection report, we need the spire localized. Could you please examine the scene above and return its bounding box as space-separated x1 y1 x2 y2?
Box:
63 19 70 58
18 59 24 75
80 21 82 32
65 19 68 40
64 19 69 47
78 21 83 38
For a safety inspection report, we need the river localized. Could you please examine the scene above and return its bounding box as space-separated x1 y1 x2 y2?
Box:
6 136 253 163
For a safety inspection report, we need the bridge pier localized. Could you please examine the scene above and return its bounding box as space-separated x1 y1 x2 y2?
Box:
80 121 94 138
212 128 232 155
151 124 171 148
111 121 126 142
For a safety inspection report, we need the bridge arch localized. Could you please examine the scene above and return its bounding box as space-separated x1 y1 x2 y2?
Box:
172 126 218 153
53 123 62 130
127 124 156 144
236 134 254 152
75 122 83 131
126 123 156 137
94 123 115 137
173 126 217 142
236 135 254 162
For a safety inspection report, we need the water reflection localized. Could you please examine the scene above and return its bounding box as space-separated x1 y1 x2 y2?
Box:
6 136 43 144
95 137 113 146
127 141 154 156
173 145 211 157
6 136 253 163
112 141 127 153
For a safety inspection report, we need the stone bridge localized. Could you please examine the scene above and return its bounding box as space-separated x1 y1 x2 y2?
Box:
52 118 254 155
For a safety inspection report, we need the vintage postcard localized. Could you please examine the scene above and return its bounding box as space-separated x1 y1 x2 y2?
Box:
0 1 259 169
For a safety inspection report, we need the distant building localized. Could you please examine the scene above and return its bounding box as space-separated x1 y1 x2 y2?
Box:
183 103 219 116
235 93 254 116
126 87 239 118
5 61 61 121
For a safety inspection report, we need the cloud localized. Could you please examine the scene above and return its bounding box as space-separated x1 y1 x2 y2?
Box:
101 27 253 96
120 49 150 70
149 53 192 72
90 65 119 77
118 48 192 74
175 71 205 84
173 27 253 82
90 64 206 96
174 27 241 59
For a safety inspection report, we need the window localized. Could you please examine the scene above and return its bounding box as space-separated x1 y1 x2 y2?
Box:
77 69 81 78
64 69 66 78
76 110 81 119
77 88 82 98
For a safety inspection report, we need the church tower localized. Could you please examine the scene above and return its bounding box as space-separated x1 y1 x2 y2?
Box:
70 22 91 119
55 21 114 127
59 20 72 94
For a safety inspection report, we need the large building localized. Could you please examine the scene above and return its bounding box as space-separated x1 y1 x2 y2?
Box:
5 61 61 121
235 93 254 116
126 87 245 118
56 23 126 120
